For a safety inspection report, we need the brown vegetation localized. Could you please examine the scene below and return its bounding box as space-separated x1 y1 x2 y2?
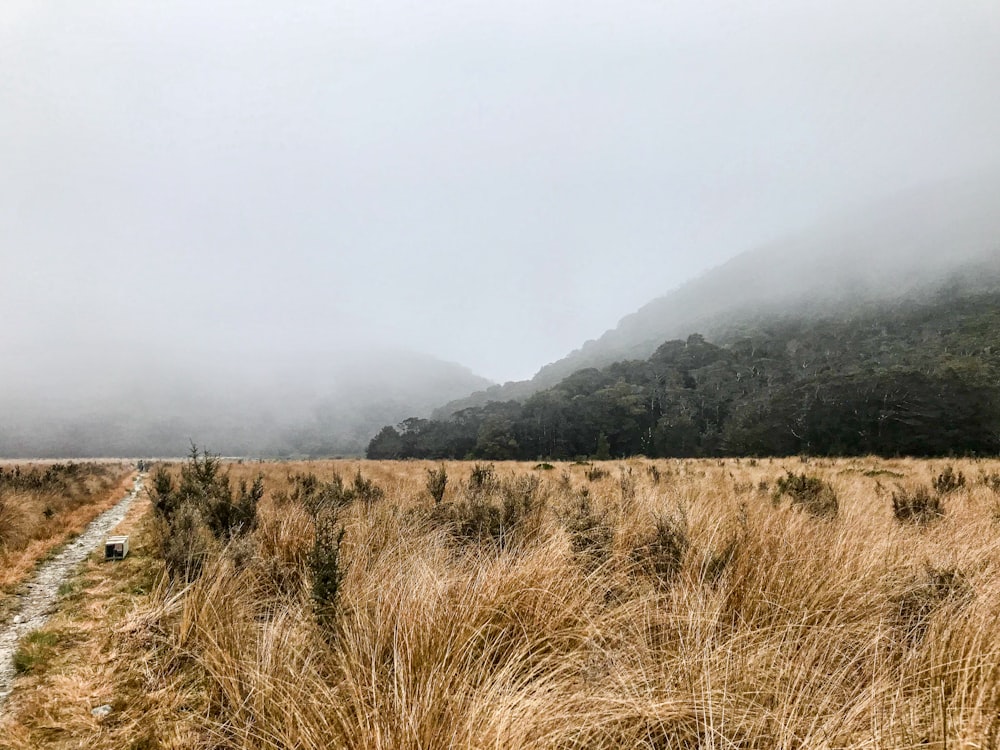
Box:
5 457 1000 748
0 462 133 611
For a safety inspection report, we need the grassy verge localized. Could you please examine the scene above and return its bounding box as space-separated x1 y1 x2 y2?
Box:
0 463 135 617
0 494 159 750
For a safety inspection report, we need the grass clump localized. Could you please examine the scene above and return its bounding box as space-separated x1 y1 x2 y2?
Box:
562 489 614 570
892 565 971 647
773 472 839 518
13 630 61 674
892 484 944 525
433 471 545 549
631 512 689 588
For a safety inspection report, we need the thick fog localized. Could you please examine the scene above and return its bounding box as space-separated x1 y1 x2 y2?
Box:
4 1 1000 454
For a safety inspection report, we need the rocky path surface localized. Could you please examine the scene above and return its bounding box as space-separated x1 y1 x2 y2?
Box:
0 473 145 707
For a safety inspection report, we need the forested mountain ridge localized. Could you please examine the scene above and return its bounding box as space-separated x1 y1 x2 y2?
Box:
369 280 1000 459
435 175 1000 417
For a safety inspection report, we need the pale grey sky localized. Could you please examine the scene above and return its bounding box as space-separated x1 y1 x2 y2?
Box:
3 0 1000 383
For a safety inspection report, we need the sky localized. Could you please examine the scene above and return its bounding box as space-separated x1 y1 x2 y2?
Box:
3 0 1000 384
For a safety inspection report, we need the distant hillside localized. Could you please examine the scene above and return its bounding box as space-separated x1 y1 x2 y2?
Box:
0 350 490 458
373 281 1000 459
436 175 1000 417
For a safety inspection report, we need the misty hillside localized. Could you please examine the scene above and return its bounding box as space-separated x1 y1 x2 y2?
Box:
436 175 1000 417
371 284 1000 459
0 351 490 458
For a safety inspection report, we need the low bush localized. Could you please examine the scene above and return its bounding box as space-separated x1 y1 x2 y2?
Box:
434 472 545 549
773 472 839 518
150 446 263 579
426 465 448 505
310 513 346 630
892 485 944 525
932 465 966 495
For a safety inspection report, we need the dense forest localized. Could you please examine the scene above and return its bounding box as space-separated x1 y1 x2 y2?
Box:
368 287 1000 459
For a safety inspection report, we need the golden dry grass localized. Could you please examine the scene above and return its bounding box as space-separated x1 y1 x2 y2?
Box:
0 462 134 615
5 457 1000 749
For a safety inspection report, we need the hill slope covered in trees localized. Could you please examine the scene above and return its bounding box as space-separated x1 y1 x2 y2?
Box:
369 282 1000 459
435 175 1000 417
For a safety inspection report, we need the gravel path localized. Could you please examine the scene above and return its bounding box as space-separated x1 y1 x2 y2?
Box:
0 473 145 707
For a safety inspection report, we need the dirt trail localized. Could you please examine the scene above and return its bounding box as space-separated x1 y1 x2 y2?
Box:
0 473 145 707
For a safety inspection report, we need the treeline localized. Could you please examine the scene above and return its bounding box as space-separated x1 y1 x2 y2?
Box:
368 290 1000 459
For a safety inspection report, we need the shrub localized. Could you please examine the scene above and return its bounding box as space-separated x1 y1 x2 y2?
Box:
468 463 498 495
773 472 838 518
981 471 1000 494
435 472 544 549
585 466 609 482
151 446 262 540
425 465 448 505
150 446 264 578
286 471 349 518
646 464 662 484
349 470 384 506
310 513 346 630
618 467 637 505
892 485 944 525
932 465 966 495
162 503 216 581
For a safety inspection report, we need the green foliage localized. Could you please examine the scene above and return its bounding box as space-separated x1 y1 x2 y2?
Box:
150 445 263 579
594 432 611 460
468 463 498 495
13 630 61 674
892 485 944 525
618 466 637 505
425 465 448 505
350 469 384 506
310 513 346 630
433 471 544 549
774 472 839 518
284 471 349 518
161 503 215 580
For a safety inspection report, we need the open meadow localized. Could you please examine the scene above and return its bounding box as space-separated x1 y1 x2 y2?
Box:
3 456 1000 749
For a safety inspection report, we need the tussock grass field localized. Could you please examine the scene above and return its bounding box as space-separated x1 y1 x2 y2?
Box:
0 462 133 611
5 457 1000 749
